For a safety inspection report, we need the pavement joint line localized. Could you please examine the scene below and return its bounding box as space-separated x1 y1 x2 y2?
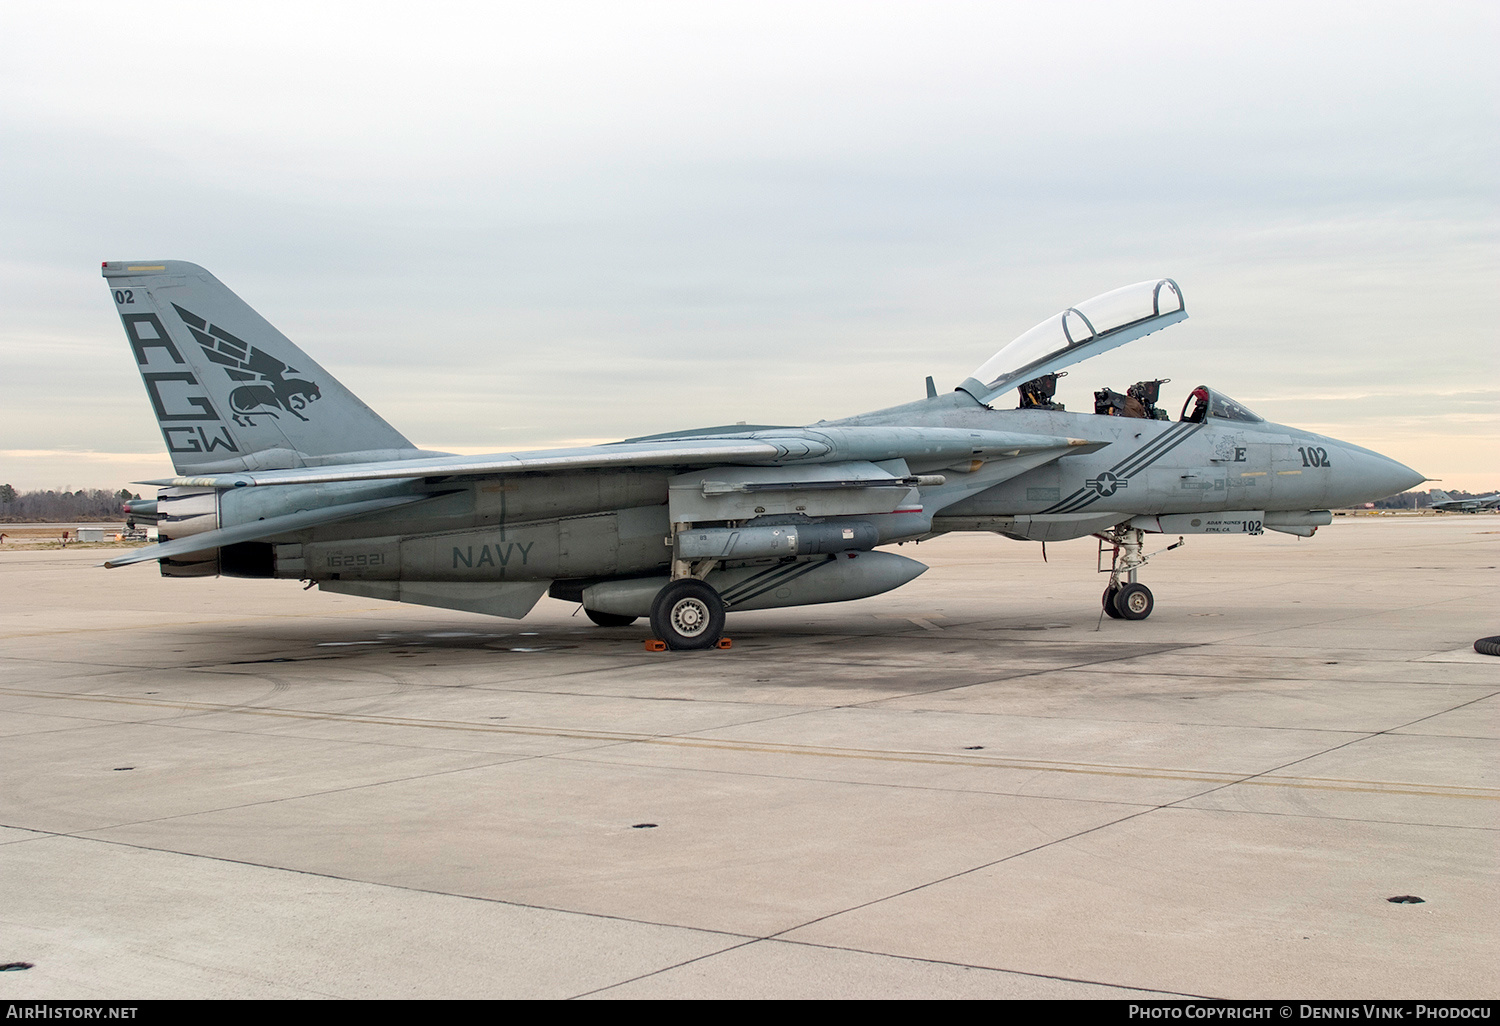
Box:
635 686 1500 951
4 688 855 772
0 826 763 942
56 750 571 835
1378 688 1500 733
5 831 773 1000
1154 804 1500 832
1 735 619 844
570 931 1212 1000
567 937 767 999
1051 659 1500 676
6 707 1168 813
545 749 1499 804
756 936 1216 999
755 801 1170 944
1156 689 1500 813
790 648 1208 710
858 698 1500 738
0 608 400 640
548 749 1165 809
859 672 1499 714
4 686 1492 801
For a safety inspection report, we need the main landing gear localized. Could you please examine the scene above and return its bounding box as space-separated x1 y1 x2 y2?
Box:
649 578 726 650
1097 526 1181 621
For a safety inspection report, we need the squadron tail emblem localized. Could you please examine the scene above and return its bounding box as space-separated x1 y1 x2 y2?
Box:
172 304 322 425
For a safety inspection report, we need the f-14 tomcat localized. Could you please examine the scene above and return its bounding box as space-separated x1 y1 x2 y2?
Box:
103 261 1423 648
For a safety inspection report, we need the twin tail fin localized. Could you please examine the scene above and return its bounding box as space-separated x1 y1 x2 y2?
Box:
103 260 418 475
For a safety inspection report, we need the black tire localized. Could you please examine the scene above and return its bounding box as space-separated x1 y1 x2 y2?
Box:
1113 583 1154 621
649 579 726 650
1475 636 1500 657
585 608 637 628
1102 586 1124 619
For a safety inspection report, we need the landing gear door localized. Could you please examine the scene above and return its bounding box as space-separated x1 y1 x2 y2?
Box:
1130 511 1266 535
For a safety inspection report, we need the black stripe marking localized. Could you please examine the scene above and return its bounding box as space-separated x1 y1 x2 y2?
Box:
1042 426 1190 512
1109 423 1194 478
719 562 801 603
1041 422 1203 514
726 558 831 607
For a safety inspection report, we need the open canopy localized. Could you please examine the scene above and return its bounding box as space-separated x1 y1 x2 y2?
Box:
959 279 1187 405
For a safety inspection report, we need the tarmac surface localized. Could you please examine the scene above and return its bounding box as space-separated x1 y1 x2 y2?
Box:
1 515 1495 999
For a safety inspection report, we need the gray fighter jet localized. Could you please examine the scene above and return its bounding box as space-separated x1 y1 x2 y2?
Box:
103 261 1423 647
1428 489 1500 513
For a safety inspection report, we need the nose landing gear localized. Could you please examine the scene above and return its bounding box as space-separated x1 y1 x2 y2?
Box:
1096 526 1181 621
1110 582 1155 620
1102 580 1153 619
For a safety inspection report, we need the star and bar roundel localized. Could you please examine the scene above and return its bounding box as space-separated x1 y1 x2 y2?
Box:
1040 422 1203 514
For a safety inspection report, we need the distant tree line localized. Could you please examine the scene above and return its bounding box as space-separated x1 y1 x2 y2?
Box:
0 486 140 522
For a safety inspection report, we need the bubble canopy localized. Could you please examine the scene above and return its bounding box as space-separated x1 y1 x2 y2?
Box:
959 279 1187 405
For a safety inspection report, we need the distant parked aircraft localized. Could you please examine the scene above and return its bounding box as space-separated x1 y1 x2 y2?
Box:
1429 489 1500 513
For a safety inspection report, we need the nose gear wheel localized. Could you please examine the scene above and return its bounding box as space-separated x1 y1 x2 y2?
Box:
1113 582 1154 620
1102 585 1124 618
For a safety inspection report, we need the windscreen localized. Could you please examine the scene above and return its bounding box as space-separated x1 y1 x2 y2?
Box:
1180 386 1265 424
1208 390 1263 423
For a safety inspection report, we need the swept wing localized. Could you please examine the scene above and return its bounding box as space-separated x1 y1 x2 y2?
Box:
145 426 1100 490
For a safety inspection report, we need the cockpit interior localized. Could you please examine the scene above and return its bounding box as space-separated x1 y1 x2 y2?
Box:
1178 386 1264 423
1017 376 1265 425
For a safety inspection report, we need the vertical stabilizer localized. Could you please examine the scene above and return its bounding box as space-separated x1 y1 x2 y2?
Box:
103 260 417 474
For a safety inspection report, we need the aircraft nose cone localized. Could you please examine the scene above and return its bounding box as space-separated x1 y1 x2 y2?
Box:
1371 454 1425 498
1341 447 1424 504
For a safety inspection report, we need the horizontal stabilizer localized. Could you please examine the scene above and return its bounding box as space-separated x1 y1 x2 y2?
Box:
102 494 433 568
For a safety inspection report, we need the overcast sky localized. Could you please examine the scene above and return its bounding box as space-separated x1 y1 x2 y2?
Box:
2 1 1496 491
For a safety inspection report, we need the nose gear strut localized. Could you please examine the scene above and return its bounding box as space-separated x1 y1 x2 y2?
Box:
1094 526 1185 621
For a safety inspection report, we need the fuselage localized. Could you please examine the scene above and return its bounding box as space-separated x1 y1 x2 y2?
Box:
201 386 1420 587
826 390 1422 520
